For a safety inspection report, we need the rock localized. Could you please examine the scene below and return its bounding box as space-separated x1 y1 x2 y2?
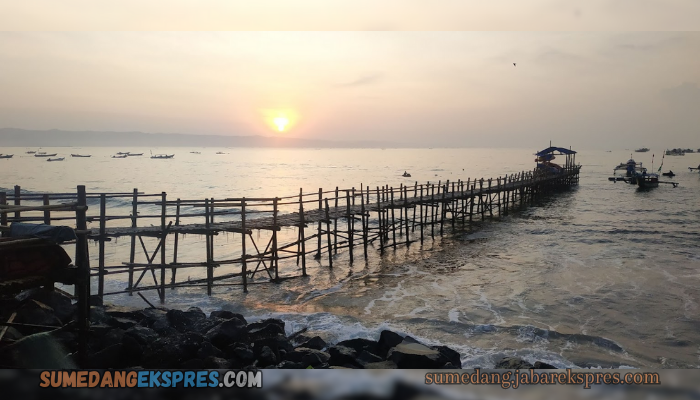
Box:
248 319 286 342
121 334 143 366
124 325 159 345
328 345 360 368
297 336 327 350
101 328 125 350
180 358 205 369
284 347 331 368
142 335 187 368
180 332 205 359
167 308 206 333
13 300 63 334
258 346 277 367
108 317 138 330
197 341 225 359
276 360 306 369
15 288 74 323
210 310 247 323
0 331 75 368
387 341 446 369
434 345 462 368
376 330 404 358
356 350 383 367
0 327 23 341
205 319 248 349
336 338 378 355
533 361 557 369
364 360 398 369
252 333 293 360
226 343 255 368
203 356 230 369
494 357 534 369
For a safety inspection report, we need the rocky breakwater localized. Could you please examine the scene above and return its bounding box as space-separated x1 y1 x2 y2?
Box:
1 288 556 369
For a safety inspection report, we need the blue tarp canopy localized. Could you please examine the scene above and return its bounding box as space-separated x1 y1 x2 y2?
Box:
536 146 576 156
10 222 77 244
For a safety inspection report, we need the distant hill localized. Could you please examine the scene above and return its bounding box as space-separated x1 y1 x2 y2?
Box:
0 128 405 148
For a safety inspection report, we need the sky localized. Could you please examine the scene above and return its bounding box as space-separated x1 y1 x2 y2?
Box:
1 3 699 149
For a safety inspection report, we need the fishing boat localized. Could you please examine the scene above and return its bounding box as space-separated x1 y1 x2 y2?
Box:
609 158 646 182
190 151 201 154
151 154 174 159
402 171 412 177
661 171 675 177
127 153 143 156
634 147 650 152
216 152 226 154
665 149 685 156
71 154 92 157
112 154 128 158
116 152 130 155
689 165 700 172
34 153 57 157
0 154 13 159
635 171 659 188
46 157 65 162
25 151 36 154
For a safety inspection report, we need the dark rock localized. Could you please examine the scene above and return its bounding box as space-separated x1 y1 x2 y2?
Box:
197 341 225 359
248 319 286 342
101 328 125 350
203 356 230 369
356 350 383 367
328 345 360 367
210 310 247 323
180 332 205 359
124 325 159 345
206 318 248 349
276 360 306 369
104 305 144 322
377 330 404 358
284 347 331 367
167 308 207 333
494 357 534 369
1 327 23 341
16 288 74 323
258 346 277 367
434 345 462 368
122 334 143 366
142 335 187 368
297 336 327 350
533 361 557 369
387 341 446 369
364 360 398 369
0 331 75 368
252 333 293 362
108 317 138 330
336 338 378 355
13 300 63 333
151 316 173 335
180 358 205 369
226 343 255 368
89 306 109 324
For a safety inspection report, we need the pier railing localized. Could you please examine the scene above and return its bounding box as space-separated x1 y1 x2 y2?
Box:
1 165 580 302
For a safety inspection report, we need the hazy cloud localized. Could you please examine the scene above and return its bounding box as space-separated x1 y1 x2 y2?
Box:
337 73 384 88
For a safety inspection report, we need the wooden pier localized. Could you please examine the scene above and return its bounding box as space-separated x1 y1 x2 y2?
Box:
1 161 581 303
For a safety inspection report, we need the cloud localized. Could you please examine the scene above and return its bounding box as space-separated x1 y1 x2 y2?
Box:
336 73 383 88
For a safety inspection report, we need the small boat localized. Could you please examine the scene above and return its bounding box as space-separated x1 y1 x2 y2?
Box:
34 153 57 157
661 171 675 177
402 171 412 177
216 152 226 154
112 154 128 158
609 158 646 182
0 154 13 159
634 147 650 152
25 151 36 154
665 149 685 156
71 154 92 157
151 154 174 159
635 172 659 188
116 152 130 155
127 153 143 156
190 151 201 154
689 165 700 172
46 157 65 162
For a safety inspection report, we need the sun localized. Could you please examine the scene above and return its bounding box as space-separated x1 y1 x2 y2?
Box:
274 117 289 132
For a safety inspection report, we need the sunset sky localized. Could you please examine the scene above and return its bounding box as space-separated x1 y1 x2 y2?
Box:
1 2 699 149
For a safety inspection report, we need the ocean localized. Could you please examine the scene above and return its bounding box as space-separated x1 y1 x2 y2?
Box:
2 146 700 368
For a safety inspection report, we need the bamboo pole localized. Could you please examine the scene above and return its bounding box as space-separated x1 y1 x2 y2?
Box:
324 198 332 268
43 194 51 225
298 189 307 276
316 188 322 259
346 190 353 264
334 187 338 253
160 192 167 302
128 188 138 295
404 185 410 246
361 184 368 259
376 186 384 253
273 197 280 280
241 198 248 291
171 198 181 288
14 185 20 221
390 187 396 249
74 185 89 367
98 193 106 298
205 198 212 296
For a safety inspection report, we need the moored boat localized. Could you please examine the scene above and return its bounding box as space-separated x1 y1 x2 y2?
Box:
634 147 649 152
34 153 57 157
71 154 92 157
151 154 174 159
127 153 143 156
112 154 128 158
609 158 646 182
25 151 36 154
46 157 65 162
0 154 13 159
635 172 659 188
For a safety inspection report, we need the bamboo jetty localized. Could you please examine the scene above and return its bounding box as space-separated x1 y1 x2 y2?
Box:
1 158 581 304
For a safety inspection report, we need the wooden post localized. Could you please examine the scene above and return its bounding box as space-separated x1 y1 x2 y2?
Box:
43 194 51 225
205 198 212 296
241 198 248 291
376 186 384 252
128 188 138 295
440 181 447 236
13 185 20 221
430 184 435 238
361 184 368 259
160 192 167 302
316 188 322 259
273 198 280 280
333 187 338 253
324 198 332 268
390 187 396 249
398 184 403 237
98 193 106 298
171 198 181 288
419 184 424 243
298 189 306 276
0 192 6 237
346 190 353 263
74 185 89 367
403 185 410 246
